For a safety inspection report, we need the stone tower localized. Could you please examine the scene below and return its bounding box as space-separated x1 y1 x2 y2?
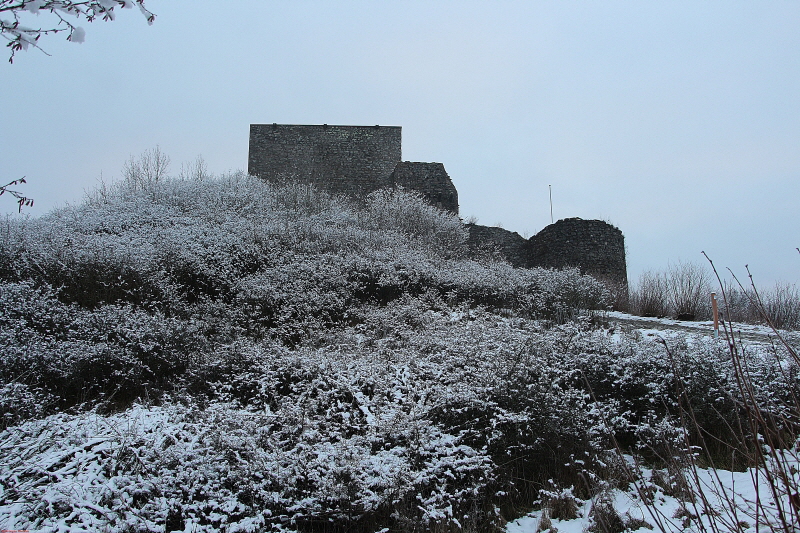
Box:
248 124 458 214
525 218 627 291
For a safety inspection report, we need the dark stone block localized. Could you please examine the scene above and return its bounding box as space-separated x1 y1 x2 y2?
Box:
248 124 459 214
248 124 402 196
466 224 528 267
390 162 458 214
525 217 628 294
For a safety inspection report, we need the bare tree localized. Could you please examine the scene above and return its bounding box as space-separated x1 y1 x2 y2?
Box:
1 0 155 63
179 155 210 181
123 145 169 191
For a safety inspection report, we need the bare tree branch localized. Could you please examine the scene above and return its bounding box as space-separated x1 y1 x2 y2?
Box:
0 177 34 211
1 0 155 63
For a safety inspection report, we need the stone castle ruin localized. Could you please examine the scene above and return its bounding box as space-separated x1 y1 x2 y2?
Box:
467 219 628 293
248 124 627 292
249 124 458 213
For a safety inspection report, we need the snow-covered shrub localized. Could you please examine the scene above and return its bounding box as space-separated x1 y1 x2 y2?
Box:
12 170 794 530
361 187 468 258
0 281 210 412
0 215 28 280
414 260 609 321
539 486 580 520
2 295 799 531
0 400 492 533
522 266 611 322
0 175 608 334
587 489 625 533
572 328 800 471
0 382 56 429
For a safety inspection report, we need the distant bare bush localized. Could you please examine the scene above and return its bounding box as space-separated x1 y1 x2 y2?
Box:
629 261 716 322
665 261 712 320
629 270 668 317
630 259 800 330
122 145 170 193
709 280 800 331
761 282 800 329
717 279 755 324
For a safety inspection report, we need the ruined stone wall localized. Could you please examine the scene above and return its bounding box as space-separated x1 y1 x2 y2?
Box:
526 218 628 290
466 224 528 267
390 162 459 214
248 124 402 196
466 218 628 294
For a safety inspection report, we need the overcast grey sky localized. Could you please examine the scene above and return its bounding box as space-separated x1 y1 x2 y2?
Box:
2 1 798 285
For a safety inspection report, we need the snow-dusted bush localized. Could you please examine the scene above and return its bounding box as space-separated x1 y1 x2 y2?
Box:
2 297 798 531
0 175 609 341
361 187 468 258
0 382 56 429
0 281 210 412
8 171 759 531
1 333 501 531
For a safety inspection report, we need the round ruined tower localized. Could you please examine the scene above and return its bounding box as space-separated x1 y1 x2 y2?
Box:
526 218 628 294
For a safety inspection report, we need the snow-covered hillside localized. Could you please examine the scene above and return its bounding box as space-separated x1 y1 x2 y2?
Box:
1 174 798 532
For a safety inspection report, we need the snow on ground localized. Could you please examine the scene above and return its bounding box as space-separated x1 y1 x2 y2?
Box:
507 315 799 533
506 459 800 533
604 311 795 343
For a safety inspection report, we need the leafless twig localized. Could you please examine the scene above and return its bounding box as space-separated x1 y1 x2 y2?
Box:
0 177 33 211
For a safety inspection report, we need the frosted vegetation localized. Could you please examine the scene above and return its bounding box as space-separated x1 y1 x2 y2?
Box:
0 168 798 532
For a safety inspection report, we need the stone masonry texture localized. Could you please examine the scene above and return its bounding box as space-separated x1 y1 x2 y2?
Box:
249 124 402 196
390 162 458 214
467 218 628 297
466 224 528 267
248 124 460 214
526 218 628 291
